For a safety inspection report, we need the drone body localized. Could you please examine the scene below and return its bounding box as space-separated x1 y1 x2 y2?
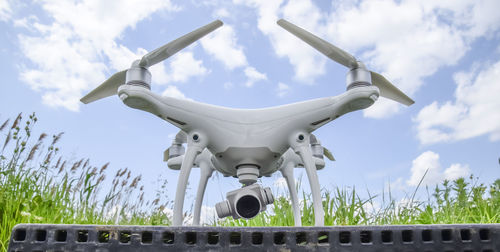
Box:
119 83 377 177
81 19 414 226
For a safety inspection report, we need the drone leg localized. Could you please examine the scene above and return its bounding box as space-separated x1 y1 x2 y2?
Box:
193 162 214 226
281 162 302 226
293 144 324 226
172 145 203 226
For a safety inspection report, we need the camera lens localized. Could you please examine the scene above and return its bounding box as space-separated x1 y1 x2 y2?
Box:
235 195 260 219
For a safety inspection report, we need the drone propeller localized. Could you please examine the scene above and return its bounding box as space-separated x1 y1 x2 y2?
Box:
322 147 335 161
81 20 223 104
277 19 414 106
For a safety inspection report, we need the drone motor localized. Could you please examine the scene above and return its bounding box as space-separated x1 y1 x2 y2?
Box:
345 61 372 90
125 61 152 90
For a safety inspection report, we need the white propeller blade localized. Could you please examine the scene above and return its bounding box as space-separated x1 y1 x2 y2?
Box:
277 19 414 106
277 19 358 69
370 71 414 106
323 147 335 161
80 70 126 104
139 20 223 68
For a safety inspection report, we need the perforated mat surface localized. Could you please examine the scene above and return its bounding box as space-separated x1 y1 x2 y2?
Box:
8 223 500 251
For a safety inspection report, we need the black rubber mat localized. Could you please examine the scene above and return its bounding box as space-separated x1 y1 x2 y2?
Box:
8 223 500 251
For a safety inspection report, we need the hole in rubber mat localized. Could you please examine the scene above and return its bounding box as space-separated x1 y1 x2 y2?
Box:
230 232 241 245
296 232 307 245
460 229 471 241
98 231 109 243
422 229 432 242
318 232 328 245
35 230 46 242
402 230 413 243
55 230 67 242
360 231 372 244
274 232 285 245
163 232 174 244
207 232 219 245
480 229 490 241
441 229 452 242
77 230 88 242
381 230 393 243
252 232 263 245
13 229 26 241
339 231 351 244
120 231 131 244
185 232 196 245
142 231 153 244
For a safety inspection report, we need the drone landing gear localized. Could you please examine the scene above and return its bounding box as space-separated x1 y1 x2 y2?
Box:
193 161 214 226
173 133 207 226
291 133 325 226
280 162 302 226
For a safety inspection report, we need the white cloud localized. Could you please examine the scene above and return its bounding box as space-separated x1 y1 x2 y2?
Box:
407 151 443 186
415 60 500 144
200 24 268 88
138 47 208 87
237 0 500 118
13 15 40 30
443 163 471 181
200 25 247 70
276 82 289 97
362 98 400 119
165 51 208 84
244 66 267 87
213 8 230 18
407 151 470 186
161 85 192 101
0 0 11 21
17 0 179 111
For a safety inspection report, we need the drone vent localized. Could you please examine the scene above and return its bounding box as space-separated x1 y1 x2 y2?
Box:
311 117 330 126
166 117 186 126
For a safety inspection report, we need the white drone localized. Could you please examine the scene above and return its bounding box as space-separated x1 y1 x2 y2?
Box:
81 19 414 226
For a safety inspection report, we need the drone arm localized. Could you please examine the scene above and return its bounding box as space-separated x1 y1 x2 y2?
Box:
290 133 324 226
118 85 216 131
172 134 207 226
192 161 214 226
280 162 302 226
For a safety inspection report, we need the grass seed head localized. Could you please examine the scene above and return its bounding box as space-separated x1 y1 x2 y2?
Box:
0 118 10 131
11 113 22 129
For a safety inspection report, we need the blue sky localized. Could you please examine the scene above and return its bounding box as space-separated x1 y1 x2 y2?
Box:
1 0 499 222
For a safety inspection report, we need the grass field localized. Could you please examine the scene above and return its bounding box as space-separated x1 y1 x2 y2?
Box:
1 113 499 251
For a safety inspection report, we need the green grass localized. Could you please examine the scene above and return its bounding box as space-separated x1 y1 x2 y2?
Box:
0 113 499 251
0 113 171 250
